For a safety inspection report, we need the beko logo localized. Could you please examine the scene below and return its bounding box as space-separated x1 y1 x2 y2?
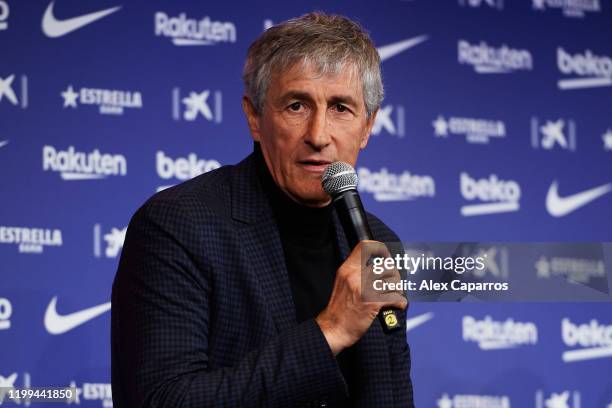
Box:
358 167 435 202
155 12 236 46
43 145 127 180
458 40 533 73
557 47 612 90
156 150 221 191
460 172 521 216
562 318 612 362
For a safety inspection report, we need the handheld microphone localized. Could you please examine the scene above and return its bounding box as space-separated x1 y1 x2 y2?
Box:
322 162 401 333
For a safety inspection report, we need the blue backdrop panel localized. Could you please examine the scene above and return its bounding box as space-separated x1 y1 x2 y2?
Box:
1 0 611 406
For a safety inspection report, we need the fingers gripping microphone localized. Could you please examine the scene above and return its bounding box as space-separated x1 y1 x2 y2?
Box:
322 162 401 333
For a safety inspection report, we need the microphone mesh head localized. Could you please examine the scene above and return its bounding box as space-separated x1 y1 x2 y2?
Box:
321 162 358 197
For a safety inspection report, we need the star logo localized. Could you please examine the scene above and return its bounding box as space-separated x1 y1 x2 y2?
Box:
0 74 18 105
372 105 397 136
0 373 18 404
432 115 448 137
104 226 126 258
182 91 212 121
602 129 612 151
67 380 82 404
61 85 79 108
545 391 570 408
540 119 567 149
437 393 453 408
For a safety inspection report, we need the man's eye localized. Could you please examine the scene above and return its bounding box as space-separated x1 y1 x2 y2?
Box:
335 104 348 113
289 102 302 111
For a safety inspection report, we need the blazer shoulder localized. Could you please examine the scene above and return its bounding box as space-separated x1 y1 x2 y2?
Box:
136 163 237 224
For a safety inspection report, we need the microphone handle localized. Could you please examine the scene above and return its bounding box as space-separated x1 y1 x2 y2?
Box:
333 190 402 334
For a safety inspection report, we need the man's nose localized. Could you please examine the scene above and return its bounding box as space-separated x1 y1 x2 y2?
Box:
304 108 331 150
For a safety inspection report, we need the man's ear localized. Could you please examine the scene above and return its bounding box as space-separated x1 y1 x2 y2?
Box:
242 96 261 142
360 108 378 149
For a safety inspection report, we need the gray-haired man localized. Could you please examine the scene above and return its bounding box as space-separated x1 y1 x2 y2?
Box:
112 12 414 407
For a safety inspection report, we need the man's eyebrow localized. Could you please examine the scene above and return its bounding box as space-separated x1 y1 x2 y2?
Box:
328 95 359 108
278 91 314 104
278 91 359 107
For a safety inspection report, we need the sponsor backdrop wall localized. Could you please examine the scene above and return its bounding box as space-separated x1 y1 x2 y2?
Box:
1 0 611 407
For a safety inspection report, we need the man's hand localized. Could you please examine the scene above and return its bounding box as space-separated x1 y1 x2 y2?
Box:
315 241 408 355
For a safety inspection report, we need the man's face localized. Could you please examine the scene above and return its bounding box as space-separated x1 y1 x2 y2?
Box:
243 62 377 207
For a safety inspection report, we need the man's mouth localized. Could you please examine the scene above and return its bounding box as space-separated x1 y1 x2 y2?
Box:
298 159 332 173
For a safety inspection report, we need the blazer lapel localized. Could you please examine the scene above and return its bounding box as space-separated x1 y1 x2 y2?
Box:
230 153 297 334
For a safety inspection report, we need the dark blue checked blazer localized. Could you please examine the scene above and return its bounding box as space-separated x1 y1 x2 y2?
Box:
111 151 414 407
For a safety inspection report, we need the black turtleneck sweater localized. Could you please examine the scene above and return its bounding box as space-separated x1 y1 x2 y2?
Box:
255 149 356 406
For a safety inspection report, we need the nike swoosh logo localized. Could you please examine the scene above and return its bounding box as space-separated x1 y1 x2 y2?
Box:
405 312 434 332
546 180 612 217
0 140 8 148
44 296 111 335
42 1 121 38
377 35 428 62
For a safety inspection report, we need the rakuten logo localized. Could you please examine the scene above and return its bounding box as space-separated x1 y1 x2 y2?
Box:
43 145 127 180
155 12 236 46
463 315 538 350
458 39 533 73
156 151 221 191
557 47 612 90
460 172 521 216
561 318 612 362
358 167 435 202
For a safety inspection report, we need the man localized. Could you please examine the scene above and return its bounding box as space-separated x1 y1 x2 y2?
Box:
112 12 414 407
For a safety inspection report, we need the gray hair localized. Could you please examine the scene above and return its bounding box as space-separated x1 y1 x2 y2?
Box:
242 12 384 117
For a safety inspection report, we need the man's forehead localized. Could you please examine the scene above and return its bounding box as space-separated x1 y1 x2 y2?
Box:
270 60 362 92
